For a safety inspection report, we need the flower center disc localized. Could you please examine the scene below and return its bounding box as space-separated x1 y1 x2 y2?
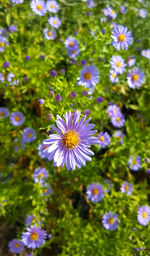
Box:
100 136 104 142
84 72 92 80
116 62 121 67
112 73 116 78
15 116 20 121
133 160 137 165
14 243 19 248
50 4 54 8
142 212 147 218
30 232 39 241
125 185 129 191
39 173 44 178
69 42 74 47
108 218 114 224
63 130 80 149
92 188 99 195
132 74 139 82
0 42 4 47
27 133 32 138
0 112 4 116
53 20 57 24
116 117 120 122
48 32 52 36
37 4 42 10
118 34 126 42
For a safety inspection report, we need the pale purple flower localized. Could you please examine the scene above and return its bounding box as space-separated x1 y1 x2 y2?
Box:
65 37 79 50
141 49 150 59
109 70 119 83
128 156 141 171
127 67 144 89
137 206 150 226
33 167 48 184
38 142 50 159
10 0 24 3
0 37 9 52
10 111 24 126
120 182 133 195
110 56 126 74
0 107 9 118
111 25 133 50
102 211 119 230
67 47 80 59
120 6 126 13
44 28 56 40
0 28 8 38
111 112 125 127
86 183 105 202
126 56 136 67
55 94 62 102
8 239 24 253
22 226 47 249
30 0 46 16
9 25 17 33
42 185 53 196
46 0 59 13
113 130 124 141
0 73 4 83
106 104 121 118
87 0 95 8
48 16 61 29
139 9 147 18
98 132 111 148
26 215 36 226
22 128 36 143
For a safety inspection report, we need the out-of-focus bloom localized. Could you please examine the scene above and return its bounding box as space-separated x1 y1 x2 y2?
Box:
8 239 24 254
77 65 100 92
106 104 120 118
50 70 57 77
109 70 119 83
38 142 50 159
0 37 9 52
139 9 147 18
25 55 30 61
9 25 17 33
141 49 150 59
38 99 44 105
3 62 10 68
87 0 95 8
111 112 125 127
22 226 47 249
86 183 105 202
81 59 87 66
44 28 56 40
64 37 79 51
102 211 119 230
127 67 144 89
98 132 111 148
67 47 80 59
120 182 133 195
103 7 117 19
126 56 136 67
0 28 8 38
26 215 36 226
84 110 91 116
70 92 76 98
120 5 126 13
128 156 141 171
55 94 62 102
22 128 36 143
137 206 150 226
111 25 133 50
33 167 48 184
42 185 53 196
30 0 46 16
96 97 103 103
0 107 9 118
46 0 59 13
0 73 4 82
110 56 126 74
48 16 61 29
42 110 98 170
113 130 124 142
10 112 24 126
82 90 88 96
10 0 24 3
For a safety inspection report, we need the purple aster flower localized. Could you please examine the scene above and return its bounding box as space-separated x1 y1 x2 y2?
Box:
22 128 36 143
22 226 46 249
120 5 126 13
0 72 4 82
33 167 48 184
84 110 91 116
10 0 24 3
127 67 144 89
102 211 119 230
126 56 136 67
55 94 62 102
50 70 57 77
10 111 24 126
98 132 111 148
109 70 119 83
82 90 88 96
106 104 121 118
87 0 95 8
48 16 61 29
64 37 79 50
48 234 52 239
30 0 46 16
86 183 105 202
111 25 133 50
67 47 80 59
3 62 10 68
81 59 87 66
145 158 149 163
0 37 9 52
26 215 36 226
113 130 124 141
9 25 17 33
38 99 44 105
70 92 76 98
8 239 24 254
110 56 126 74
96 97 103 103
137 206 150 226
141 49 150 59
120 182 133 195
42 110 98 170
107 7 117 19
38 142 50 159
0 107 9 118
128 156 141 171
44 28 56 40
111 112 125 127
77 65 100 92
42 185 53 196
46 0 59 13
139 9 147 18
60 69 65 74
0 28 8 38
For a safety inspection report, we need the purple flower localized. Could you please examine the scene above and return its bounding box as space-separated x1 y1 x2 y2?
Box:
128 156 141 171
26 215 36 226
96 97 103 103
50 70 57 77
42 185 53 196
141 49 150 59
38 142 50 159
40 54 45 59
82 90 88 96
127 67 144 89
111 112 125 127
126 56 136 67
25 55 30 61
0 37 9 52
33 167 48 184
120 5 126 13
44 28 56 40
70 92 76 98
98 132 111 148
139 9 147 18
87 11 91 16
64 37 79 51
30 0 46 16
84 110 91 116
48 16 61 29
109 70 119 83
22 226 47 249
120 182 133 195
8 239 24 253
10 111 24 126
103 7 117 19
81 59 87 66
87 0 95 8
110 56 126 74
55 94 62 102
9 25 17 33
0 73 4 82
111 25 133 50
147 169 150 174
46 0 59 13
60 69 65 74
10 0 24 3
22 128 36 143
113 130 124 141
102 29 106 34
145 158 149 163
0 28 8 38
3 62 10 68
102 211 119 230
0 107 9 118
38 99 44 105
86 183 105 202
137 206 150 226
42 110 98 170
77 65 100 92
106 104 120 118
67 48 80 59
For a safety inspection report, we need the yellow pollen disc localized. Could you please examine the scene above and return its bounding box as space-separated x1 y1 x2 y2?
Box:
92 188 99 195
2 32 5 36
14 243 19 248
112 73 116 78
0 42 4 47
100 136 104 142
84 72 92 80
111 10 114 14
69 42 74 47
0 112 4 116
118 34 126 42
43 189 47 193
48 32 52 36
133 160 137 165
39 173 44 178
15 116 20 121
27 133 32 138
37 4 42 10
116 117 120 122
30 232 39 241
116 136 120 140
108 218 114 224
125 185 129 191
142 212 147 218
116 62 121 67
132 74 139 82
50 4 54 8
71 50 76 53
63 130 80 149
53 20 57 24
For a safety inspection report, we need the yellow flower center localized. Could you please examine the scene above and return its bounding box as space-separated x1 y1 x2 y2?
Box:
142 212 147 218
27 133 32 138
118 34 126 42
84 72 92 80
132 74 139 82
30 232 39 241
69 42 74 47
48 32 52 36
50 4 54 8
71 50 76 53
116 117 120 122
63 130 80 149
37 4 42 10
125 185 129 191
116 62 121 67
0 42 4 47
39 173 44 178
2 32 5 36
111 10 114 14
133 160 137 165
108 218 114 224
43 189 47 193
112 73 116 78
116 136 120 140
92 188 99 195
0 112 4 116
100 136 104 142
53 20 57 24
14 243 19 248
15 116 20 121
